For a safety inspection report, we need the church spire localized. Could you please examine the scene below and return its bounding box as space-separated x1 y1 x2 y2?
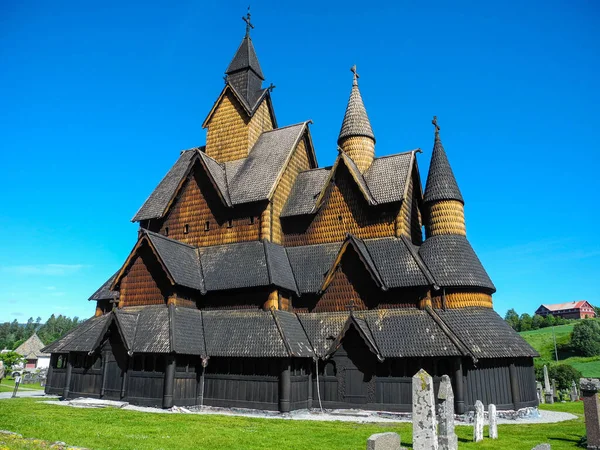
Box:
423 116 466 238
423 117 464 204
338 66 375 172
225 8 265 107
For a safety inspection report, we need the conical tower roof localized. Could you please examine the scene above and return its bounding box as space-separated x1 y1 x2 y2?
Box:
338 67 375 144
423 117 464 204
225 35 264 80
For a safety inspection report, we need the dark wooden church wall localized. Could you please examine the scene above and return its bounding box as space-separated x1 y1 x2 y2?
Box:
464 359 513 410
203 357 280 411
173 355 199 406
290 359 310 410
513 358 538 407
69 352 103 398
127 354 165 407
45 354 67 395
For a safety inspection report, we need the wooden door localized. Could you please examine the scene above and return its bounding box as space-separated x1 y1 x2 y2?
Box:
102 334 128 400
338 325 376 405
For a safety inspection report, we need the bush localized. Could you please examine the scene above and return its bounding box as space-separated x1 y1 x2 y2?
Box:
570 320 600 357
534 362 582 390
0 351 25 369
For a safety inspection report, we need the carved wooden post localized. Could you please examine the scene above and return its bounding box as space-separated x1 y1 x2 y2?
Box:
63 353 73 399
163 354 175 408
279 358 291 413
307 361 313 409
453 357 465 414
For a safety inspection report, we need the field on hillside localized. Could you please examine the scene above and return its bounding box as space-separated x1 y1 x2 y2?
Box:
520 321 600 377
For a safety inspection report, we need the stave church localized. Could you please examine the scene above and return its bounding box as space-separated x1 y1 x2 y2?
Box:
43 14 538 413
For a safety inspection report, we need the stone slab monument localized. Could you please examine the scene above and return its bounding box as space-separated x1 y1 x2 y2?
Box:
412 369 438 450
571 380 579 402
543 365 554 404
473 400 484 443
366 432 405 450
580 378 600 450
437 375 458 450
488 403 498 439
537 381 544 404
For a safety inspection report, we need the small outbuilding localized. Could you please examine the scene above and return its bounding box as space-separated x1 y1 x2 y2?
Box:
15 334 50 369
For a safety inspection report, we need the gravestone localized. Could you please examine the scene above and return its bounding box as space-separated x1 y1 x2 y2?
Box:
366 432 404 450
552 379 558 402
473 400 484 443
537 382 544 404
412 369 438 450
531 445 551 450
571 380 579 402
437 375 458 450
488 403 498 439
580 378 600 450
543 365 553 404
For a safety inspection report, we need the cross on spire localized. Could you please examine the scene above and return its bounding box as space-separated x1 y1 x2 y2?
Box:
350 65 359 86
242 6 254 37
432 115 440 134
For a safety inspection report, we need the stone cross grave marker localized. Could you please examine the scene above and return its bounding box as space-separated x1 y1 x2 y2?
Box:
437 375 458 450
412 369 438 450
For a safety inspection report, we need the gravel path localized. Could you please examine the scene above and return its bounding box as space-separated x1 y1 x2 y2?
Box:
40 398 578 425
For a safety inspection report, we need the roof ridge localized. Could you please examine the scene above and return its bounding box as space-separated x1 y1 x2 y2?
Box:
372 149 420 160
270 309 294 357
260 121 309 134
399 235 438 289
424 306 476 362
144 230 197 249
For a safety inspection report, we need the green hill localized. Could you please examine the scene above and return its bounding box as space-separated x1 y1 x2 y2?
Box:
519 321 600 377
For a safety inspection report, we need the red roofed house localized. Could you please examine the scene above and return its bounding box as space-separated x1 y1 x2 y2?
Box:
535 301 596 320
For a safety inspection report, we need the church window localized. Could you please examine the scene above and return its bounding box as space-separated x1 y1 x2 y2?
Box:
184 224 189 234
338 215 343 222
204 221 210 232
249 216 255 225
165 227 169 236
324 361 336 377
227 219 233 228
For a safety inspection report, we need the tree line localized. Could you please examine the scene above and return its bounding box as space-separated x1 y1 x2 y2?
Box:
504 308 574 332
0 315 80 351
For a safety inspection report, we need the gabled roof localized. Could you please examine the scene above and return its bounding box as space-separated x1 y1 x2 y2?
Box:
338 77 375 144
132 149 198 222
228 122 312 205
419 235 495 292
225 36 264 80
423 130 464 204
320 235 385 293
286 242 342 294
280 168 331 217
133 123 315 221
199 240 298 294
112 231 204 293
14 334 48 359
202 309 312 358
326 314 383 361
42 314 112 354
280 151 416 218
197 151 231 206
538 301 594 312
435 308 539 358
88 271 119 301
203 84 274 128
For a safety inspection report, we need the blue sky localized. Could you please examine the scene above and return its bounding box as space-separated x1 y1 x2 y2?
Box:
1 1 598 323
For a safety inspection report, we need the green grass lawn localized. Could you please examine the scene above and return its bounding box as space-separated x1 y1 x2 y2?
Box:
0 378 44 392
0 398 585 449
